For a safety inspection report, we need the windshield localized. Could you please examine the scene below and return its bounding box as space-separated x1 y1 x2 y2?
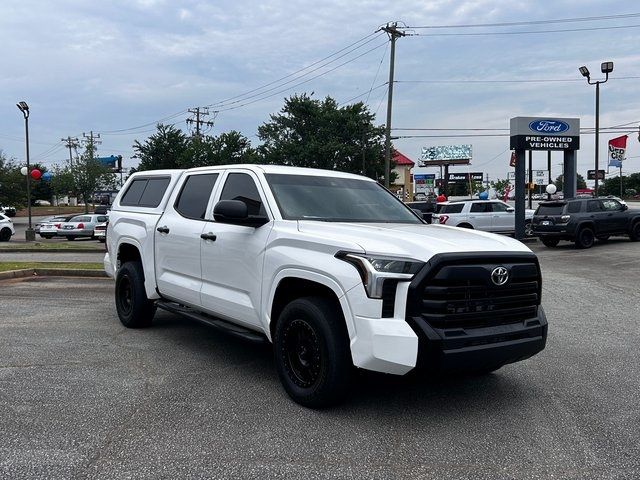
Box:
265 174 421 223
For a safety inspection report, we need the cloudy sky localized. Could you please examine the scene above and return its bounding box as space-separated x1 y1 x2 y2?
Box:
1 0 639 185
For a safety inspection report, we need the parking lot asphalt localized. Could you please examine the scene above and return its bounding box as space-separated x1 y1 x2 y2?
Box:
1 239 639 479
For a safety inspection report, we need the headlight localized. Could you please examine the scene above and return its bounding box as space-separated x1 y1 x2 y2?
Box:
336 252 424 299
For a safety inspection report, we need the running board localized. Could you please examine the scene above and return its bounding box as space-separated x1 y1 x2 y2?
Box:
156 301 267 344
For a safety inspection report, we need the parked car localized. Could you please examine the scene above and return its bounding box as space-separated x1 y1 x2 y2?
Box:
94 205 109 215
38 215 78 239
33 200 52 206
0 206 16 217
532 197 640 248
437 200 536 236
93 222 107 242
58 214 109 240
0 214 15 241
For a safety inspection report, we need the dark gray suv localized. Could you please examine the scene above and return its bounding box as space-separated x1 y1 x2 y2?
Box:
532 197 640 248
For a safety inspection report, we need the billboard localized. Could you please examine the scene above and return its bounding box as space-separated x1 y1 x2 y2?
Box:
419 145 472 166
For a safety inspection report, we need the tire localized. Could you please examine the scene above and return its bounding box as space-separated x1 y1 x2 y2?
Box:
98 238 106 243
541 238 559 248
596 235 610 242
457 223 473 229
630 222 640 242
524 221 534 237
575 227 595 249
66 236 75 241
0 228 11 242
40 235 53 239
115 261 156 328
274 296 352 408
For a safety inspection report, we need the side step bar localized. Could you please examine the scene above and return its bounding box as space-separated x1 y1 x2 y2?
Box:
156 301 267 344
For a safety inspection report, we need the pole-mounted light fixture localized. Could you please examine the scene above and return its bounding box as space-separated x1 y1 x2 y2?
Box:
578 61 614 197
16 100 35 240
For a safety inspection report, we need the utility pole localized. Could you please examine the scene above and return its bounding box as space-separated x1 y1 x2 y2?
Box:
82 131 101 158
61 136 80 167
187 107 216 137
381 22 406 188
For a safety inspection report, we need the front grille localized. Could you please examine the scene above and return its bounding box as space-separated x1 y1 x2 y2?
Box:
413 256 540 330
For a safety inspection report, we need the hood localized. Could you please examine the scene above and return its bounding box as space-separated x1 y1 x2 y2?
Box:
297 221 531 261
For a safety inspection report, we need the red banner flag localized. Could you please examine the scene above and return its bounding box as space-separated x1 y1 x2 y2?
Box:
509 151 516 167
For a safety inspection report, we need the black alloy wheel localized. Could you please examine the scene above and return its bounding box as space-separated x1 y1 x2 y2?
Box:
575 227 595 249
274 297 351 408
115 261 156 328
283 319 322 389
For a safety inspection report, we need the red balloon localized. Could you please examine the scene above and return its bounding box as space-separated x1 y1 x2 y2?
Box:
30 169 42 180
436 194 447 203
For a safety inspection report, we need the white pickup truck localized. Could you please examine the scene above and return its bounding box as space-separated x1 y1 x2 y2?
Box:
105 165 547 407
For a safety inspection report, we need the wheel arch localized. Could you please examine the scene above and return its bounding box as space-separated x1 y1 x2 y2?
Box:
266 270 355 343
116 239 159 300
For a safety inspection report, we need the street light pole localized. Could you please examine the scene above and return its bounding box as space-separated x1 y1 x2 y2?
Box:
16 101 35 241
579 61 613 197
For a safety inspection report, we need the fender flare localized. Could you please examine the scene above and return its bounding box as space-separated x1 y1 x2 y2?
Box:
265 268 356 342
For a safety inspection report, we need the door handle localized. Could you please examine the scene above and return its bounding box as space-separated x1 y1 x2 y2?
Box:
200 233 217 241
157 226 170 234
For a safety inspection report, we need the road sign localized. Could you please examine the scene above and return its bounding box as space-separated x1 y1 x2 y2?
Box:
587 169 606 180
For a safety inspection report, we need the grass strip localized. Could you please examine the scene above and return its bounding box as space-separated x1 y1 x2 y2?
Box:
0 262 103 272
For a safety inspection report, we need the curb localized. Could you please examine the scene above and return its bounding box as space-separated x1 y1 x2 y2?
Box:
0 269 109 281
0 248 104 253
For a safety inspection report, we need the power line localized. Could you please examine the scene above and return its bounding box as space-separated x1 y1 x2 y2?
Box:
339 82 388 106
411 23 640 37
215 41 388 113
205 32 381 109
364 43 389 105
207 34 385 110
186 107 216 137
407 13 640 29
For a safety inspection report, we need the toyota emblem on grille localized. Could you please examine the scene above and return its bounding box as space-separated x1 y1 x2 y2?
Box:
491 266 509 286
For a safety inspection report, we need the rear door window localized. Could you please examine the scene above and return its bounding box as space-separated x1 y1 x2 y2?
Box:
567 202 582 213
470 203 490 213
175 173 219 220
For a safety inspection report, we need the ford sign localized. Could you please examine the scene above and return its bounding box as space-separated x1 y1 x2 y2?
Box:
528 119 570 134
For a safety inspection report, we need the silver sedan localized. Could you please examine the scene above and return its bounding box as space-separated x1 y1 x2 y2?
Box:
58 214 109 241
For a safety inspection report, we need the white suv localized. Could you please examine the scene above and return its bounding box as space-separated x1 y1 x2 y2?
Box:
438 200 535 236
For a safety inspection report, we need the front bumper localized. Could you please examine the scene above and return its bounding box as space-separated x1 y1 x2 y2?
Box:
408 308 547 373
103 252 114 278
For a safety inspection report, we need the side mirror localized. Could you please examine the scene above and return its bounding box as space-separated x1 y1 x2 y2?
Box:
213 200 269 227
622 204 629 211
506 207 515 212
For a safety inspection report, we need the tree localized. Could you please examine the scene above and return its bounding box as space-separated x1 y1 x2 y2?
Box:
72 142 114 212
133 125 258 171
257 94 390 182
554 173 586 191
491 178 511 198
133 124 189 171
600 172 640 197
0 151 27 208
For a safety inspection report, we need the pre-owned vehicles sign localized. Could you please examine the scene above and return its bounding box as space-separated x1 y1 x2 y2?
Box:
510 117 580 151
